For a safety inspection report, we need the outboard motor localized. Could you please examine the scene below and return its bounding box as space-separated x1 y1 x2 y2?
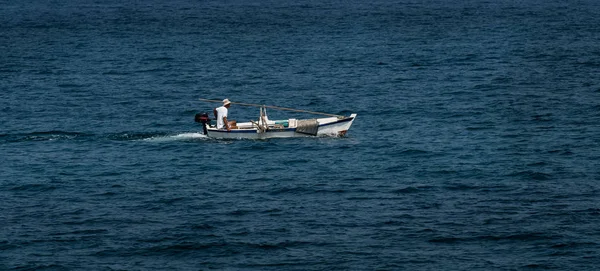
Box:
194 113 211 134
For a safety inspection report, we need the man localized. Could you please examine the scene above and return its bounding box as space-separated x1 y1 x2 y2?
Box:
213 98 234 131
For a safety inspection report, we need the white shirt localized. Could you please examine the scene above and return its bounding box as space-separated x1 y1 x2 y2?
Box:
215 106 228 129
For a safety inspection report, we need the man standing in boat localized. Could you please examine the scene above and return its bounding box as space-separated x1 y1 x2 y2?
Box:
213 99 236 131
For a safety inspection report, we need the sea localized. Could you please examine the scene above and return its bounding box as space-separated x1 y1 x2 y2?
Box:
1 0 600 270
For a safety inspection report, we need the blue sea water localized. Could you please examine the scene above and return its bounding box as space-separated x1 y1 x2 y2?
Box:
2 0 600 270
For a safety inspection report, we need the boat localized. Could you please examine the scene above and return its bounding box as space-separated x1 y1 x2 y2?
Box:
195 99 357 139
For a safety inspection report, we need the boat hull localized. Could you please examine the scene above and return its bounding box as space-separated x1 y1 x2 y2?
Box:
205 114 356 139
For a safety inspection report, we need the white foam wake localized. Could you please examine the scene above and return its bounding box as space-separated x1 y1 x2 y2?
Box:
143 133 207 142
170 132 207 139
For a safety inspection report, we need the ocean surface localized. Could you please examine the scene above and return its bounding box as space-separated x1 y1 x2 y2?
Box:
2 0 600 270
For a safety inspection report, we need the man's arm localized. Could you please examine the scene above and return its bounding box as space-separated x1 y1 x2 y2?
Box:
223 116 230 131
213 108 218 120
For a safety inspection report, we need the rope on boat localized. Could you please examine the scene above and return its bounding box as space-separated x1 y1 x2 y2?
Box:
199 98 344 118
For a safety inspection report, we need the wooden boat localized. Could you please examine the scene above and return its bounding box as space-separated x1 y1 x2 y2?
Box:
196 99 357 139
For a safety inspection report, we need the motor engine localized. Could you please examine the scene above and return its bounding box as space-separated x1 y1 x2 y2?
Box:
194 113 211 134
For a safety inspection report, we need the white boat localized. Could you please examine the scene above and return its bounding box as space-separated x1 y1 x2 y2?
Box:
196 99 357 139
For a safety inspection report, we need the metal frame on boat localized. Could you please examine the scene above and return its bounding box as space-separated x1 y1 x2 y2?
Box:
196 99 357 139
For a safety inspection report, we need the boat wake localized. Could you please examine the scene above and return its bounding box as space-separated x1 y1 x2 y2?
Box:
141 132 208 142
0 131 208 143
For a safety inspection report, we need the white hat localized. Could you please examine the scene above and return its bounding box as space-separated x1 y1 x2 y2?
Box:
223 98 231 106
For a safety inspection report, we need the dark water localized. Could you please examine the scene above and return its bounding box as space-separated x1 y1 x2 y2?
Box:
2 0 600 270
